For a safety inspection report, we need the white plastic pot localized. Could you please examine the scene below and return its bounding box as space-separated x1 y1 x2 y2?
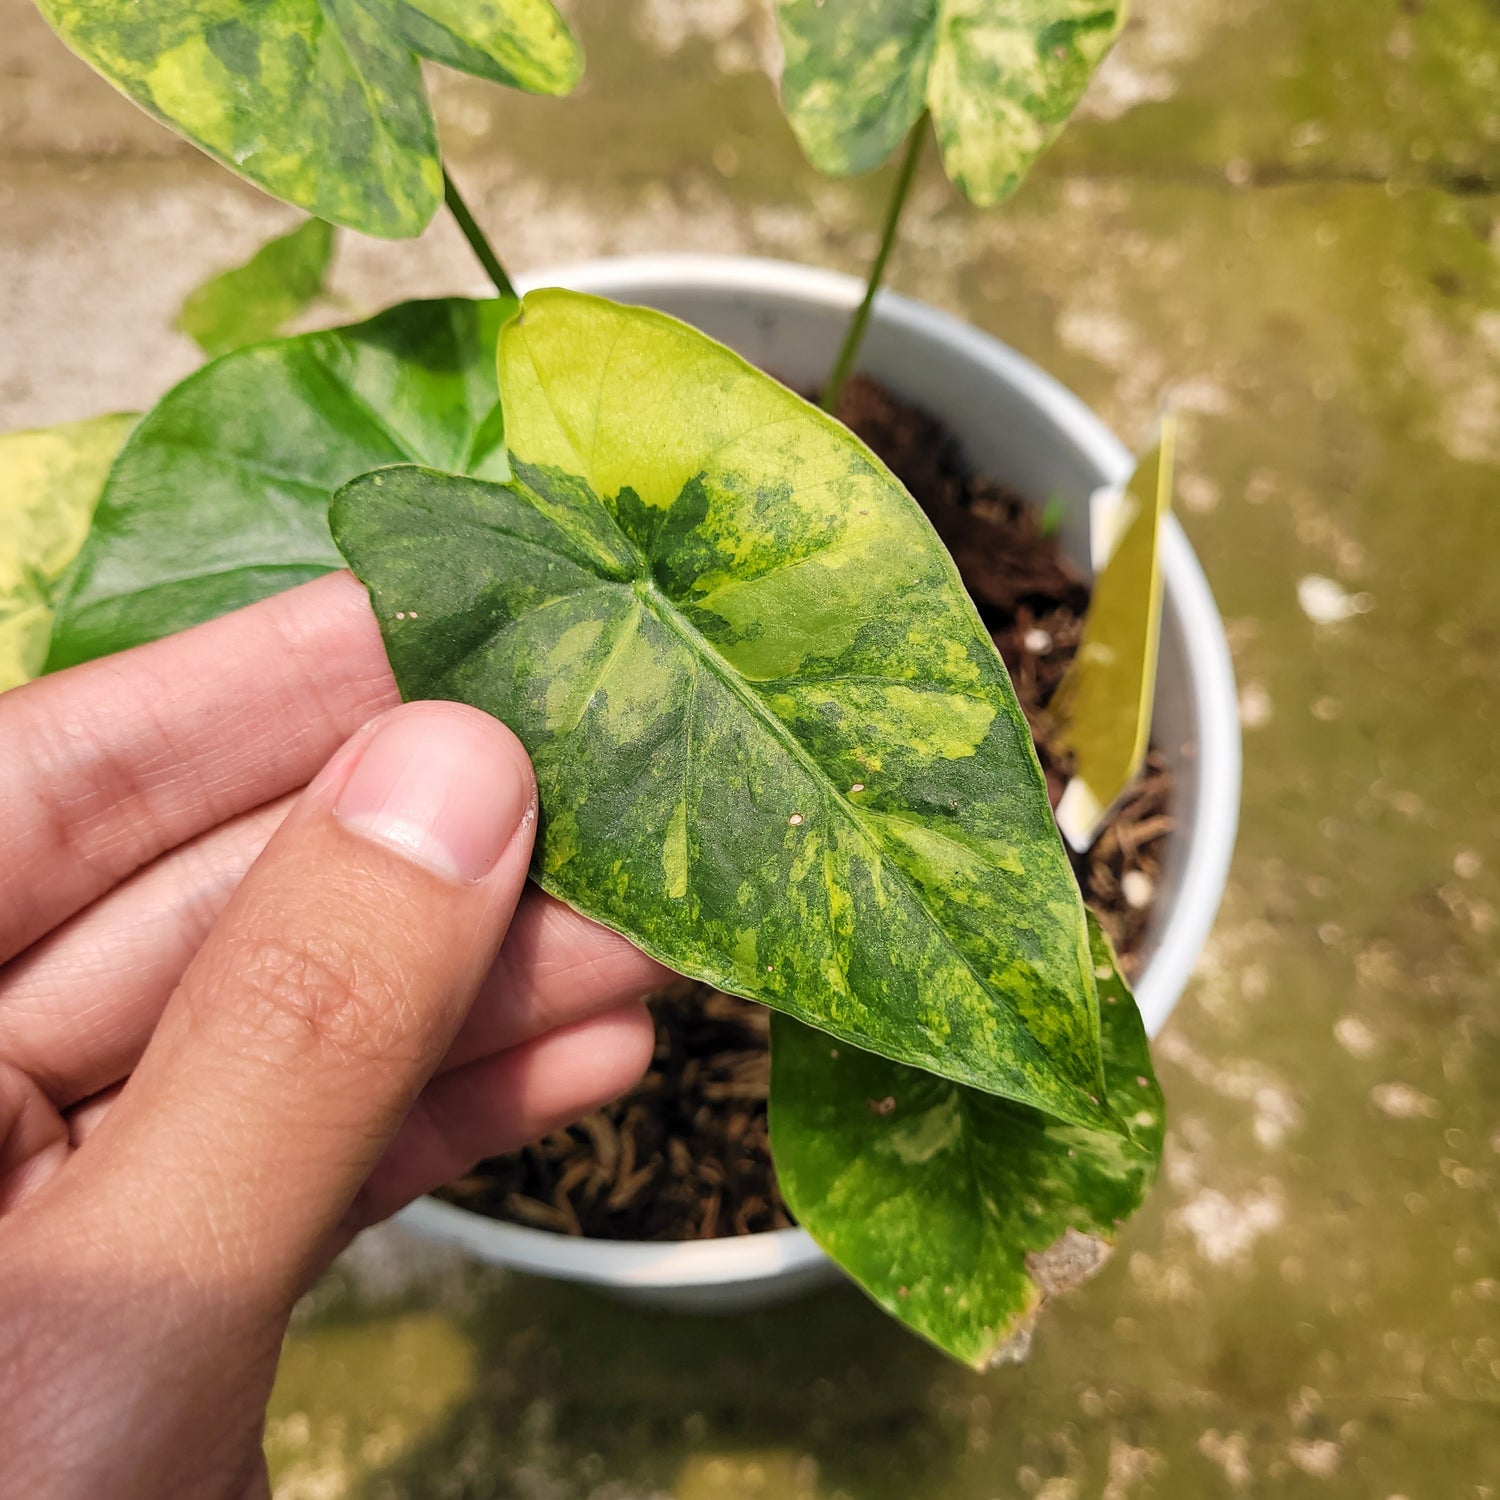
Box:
396 254 1242 1311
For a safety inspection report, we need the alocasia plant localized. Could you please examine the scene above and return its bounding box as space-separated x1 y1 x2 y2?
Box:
13 0 1167 1369
325 291 1165 1365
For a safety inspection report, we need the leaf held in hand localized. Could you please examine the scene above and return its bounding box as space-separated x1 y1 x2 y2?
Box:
0 413 135 692
35 0 582 236
46 297 516 672
775 0 1126 205
176 218 337 359
769 911 1164 1367
331 288 1112 1125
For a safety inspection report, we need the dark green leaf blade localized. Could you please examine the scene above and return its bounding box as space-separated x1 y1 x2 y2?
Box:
775 0 1126 205
1 413 135 692
176 219 336 359
35 0 581 236
45 297 515 672
331 288 1114 1127
769 912 1164 1368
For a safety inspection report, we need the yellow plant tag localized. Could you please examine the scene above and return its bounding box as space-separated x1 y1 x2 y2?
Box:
0 413 134 692
1053 417 1176 852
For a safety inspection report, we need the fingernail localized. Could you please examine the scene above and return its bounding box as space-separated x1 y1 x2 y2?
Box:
333 708 534 882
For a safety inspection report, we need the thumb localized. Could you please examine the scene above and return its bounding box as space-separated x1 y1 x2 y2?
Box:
59 699 538 1310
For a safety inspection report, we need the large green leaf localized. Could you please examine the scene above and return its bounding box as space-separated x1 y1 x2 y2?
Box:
35 0 581 237
769 912 1164 1367
177 218 337 359
775 0 1126 205
331 289 1115 1127
0 413 136 692
45 297 515 672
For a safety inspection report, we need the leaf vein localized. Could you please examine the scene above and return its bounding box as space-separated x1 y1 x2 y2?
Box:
556 595 643 738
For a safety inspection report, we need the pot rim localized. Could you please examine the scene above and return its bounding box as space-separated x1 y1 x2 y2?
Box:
397 253 1241 1290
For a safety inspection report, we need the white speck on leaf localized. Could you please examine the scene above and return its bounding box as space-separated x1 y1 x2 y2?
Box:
788 813 804 826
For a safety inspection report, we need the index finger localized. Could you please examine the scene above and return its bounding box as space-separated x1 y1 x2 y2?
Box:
0 572 397 963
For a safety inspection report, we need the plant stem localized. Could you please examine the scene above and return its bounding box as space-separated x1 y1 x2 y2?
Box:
443 167 518 300
821 115 927 414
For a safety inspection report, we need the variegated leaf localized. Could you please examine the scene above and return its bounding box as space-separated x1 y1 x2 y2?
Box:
0 413 135 692
35 0 581 236
770 912 1164 1367
776 0 1125 205
331 289 1116 1126
46 297 515 671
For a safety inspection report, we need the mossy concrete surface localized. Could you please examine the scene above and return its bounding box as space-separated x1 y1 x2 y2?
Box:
3 0 1498 1494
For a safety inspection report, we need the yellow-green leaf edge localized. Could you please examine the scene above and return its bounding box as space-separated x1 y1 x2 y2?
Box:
0 413 136 692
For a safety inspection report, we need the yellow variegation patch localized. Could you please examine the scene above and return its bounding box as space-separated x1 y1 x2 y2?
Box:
0 413 135 692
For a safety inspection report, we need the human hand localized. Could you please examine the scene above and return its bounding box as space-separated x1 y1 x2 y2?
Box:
0 572 665 1498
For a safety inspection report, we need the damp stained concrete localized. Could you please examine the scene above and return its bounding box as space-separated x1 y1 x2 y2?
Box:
2 0 1497 1494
